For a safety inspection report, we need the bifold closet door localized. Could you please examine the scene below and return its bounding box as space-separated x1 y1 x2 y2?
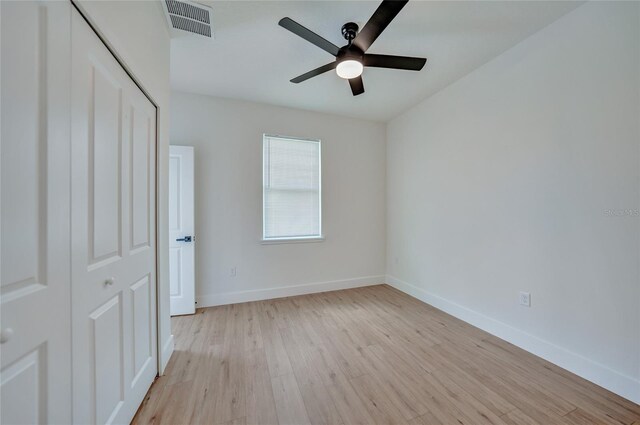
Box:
71 8 157 425
0 1 72 424
0 1 71 424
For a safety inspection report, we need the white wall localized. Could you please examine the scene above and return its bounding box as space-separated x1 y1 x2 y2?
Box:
386 1 639 403
170 92 386 306
75 0 174 372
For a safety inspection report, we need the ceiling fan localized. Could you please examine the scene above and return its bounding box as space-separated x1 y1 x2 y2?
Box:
278 0 427 96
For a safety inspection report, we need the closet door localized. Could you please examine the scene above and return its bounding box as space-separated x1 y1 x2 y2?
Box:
0 1 71 424
71 8 157 424
0 1 72 424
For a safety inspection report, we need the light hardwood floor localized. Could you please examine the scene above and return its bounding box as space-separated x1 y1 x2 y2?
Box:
133 285 640 425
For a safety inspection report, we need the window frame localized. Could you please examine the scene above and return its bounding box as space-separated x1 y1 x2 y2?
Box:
261 134 323 244
260 133 325 245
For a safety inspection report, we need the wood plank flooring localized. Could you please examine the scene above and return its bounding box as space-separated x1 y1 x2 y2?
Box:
132 285 640 425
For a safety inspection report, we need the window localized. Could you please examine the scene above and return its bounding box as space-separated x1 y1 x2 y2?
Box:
263 135 322 242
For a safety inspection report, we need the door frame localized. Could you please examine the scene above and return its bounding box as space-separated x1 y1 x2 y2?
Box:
69 0 164 375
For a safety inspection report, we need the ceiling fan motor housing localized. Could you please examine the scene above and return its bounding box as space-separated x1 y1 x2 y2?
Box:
337 45 364 63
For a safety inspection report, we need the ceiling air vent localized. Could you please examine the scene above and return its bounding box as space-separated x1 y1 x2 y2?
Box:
162 0 214 39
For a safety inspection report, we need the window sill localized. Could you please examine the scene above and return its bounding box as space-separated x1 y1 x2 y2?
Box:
261 236 325 245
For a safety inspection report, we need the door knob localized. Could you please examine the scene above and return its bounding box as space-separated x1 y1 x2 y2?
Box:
104 277 115 286
176 236 192 242
0 328 14 344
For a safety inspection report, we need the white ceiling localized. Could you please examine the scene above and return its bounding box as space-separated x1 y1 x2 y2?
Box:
170 1 581 122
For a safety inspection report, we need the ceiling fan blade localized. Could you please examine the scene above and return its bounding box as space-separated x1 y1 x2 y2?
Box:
290 62 337 83
352 0 409 52
363 54 426 70
349 76 365 96
279 17 340 56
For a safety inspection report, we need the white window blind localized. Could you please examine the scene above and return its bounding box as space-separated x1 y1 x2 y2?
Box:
263 135 321 240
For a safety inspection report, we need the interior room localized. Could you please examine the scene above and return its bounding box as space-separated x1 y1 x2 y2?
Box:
1 0 639 424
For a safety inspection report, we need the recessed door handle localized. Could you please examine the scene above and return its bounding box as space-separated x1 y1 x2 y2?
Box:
176 236 192 242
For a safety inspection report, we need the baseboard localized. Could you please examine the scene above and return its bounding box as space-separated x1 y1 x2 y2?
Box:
197 275 385 308
159 334 174 375
385 275 640 405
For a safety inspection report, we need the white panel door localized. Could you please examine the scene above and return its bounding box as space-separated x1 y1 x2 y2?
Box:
0 1 72 423
169 146 195 316
71 8 157 424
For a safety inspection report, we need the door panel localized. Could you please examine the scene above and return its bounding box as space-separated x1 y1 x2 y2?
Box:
0 348 45 425
0 0 45 294
91 65 123 263
169 156 182 231
131 275 152 381
71 8 157 424
169 146 196 316
169 247 182 297
131 110 152 251
1 1 72 423
91 296 124 425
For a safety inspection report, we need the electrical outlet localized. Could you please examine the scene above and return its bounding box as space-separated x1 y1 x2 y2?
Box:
230 267 237 277
519 292 531 307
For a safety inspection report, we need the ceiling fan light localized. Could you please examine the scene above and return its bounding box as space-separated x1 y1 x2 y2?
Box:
336 60 363 79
